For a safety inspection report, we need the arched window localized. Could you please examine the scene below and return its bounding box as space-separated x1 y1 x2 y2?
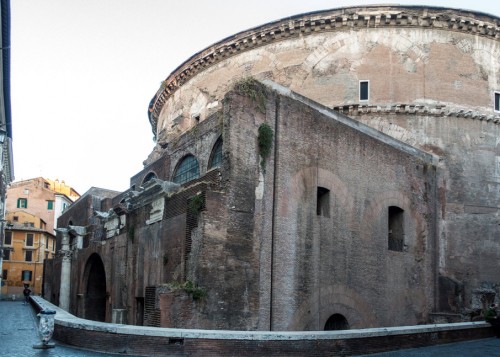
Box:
173 155 200 184
142 172 157 185
208 138 223 170
324 314 350 330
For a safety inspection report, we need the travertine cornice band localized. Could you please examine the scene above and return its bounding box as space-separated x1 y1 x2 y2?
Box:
148 6 500 132
334 104 500 123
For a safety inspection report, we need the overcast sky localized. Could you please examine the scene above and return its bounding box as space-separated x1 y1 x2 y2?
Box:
10 0 500 194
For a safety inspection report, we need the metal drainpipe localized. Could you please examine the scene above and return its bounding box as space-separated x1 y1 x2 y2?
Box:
270 94 280 331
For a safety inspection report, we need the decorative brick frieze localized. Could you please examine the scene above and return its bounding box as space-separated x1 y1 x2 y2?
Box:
333 103 500 123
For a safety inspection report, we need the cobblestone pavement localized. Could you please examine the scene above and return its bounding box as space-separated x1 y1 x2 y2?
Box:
359 337 500 356
1 299 499 356
0 300 132 357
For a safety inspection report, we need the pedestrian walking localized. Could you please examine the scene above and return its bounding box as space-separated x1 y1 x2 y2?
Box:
23 285 31 305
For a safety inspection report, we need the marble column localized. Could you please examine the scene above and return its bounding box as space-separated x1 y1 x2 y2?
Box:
56 228 72 311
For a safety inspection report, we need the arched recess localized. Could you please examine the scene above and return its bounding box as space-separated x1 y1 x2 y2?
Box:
324 314 350 330
142 171 157 185
82 253 107 322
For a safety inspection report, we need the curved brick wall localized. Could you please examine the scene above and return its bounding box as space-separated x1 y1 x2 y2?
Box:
31 296 494 356
148 5 500 145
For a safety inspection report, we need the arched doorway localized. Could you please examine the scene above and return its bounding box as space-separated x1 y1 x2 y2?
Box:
83 254 107 322
324 314 350 330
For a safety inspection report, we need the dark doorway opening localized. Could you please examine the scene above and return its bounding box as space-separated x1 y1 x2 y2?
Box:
84 254 107 322
324 314 350 330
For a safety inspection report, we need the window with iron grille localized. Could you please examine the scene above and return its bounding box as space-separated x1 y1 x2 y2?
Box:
208 138 223 169
173 155 200 184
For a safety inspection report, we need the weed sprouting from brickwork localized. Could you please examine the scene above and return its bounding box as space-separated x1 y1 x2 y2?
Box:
188 194 205 216
258 123 274 172
233 77 267 113
168 280 207 301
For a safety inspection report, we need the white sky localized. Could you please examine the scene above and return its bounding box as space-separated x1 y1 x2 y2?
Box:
10 0 500 194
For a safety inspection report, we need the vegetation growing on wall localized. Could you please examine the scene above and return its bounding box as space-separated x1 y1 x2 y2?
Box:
258 123 274 172
169 280 207 301
188 193 205 216
233 77 267 113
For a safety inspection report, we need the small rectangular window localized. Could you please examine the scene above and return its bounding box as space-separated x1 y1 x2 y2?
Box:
13 216 18 222
17 198 28 209
359 80 369 101
4 231 12 245
21 270 32 281
26 234 34 247
317 187 330 217
388 206 405 252
25 250 33 262
46 237 49 248
47 200 54 210
2 269 7 280
495 92 500 112
3 249 10 260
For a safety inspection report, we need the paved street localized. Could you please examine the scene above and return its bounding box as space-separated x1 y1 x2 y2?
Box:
360 337 500 356
1 299 499 356
0 299 122 357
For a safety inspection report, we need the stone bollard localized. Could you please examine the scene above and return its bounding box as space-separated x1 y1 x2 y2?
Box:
33 309 56 349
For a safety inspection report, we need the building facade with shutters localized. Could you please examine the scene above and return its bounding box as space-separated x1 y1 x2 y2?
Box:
5 177 79 234
46 5 499 331
1 210 56 297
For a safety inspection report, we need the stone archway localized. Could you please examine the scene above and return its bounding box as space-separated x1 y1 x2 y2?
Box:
83 253 107 322
324 314 350 330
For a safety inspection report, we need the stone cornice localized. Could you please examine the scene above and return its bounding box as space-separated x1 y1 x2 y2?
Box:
148 5 500 133
333 104 500 124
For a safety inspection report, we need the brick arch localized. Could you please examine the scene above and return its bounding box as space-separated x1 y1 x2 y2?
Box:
274 167 355 326
359 190 421 246
81 253 107 322
287 283 376 330
279 167 353 217
141 171 158 186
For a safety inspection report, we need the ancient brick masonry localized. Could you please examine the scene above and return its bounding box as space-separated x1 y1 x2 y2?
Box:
47 5 500 331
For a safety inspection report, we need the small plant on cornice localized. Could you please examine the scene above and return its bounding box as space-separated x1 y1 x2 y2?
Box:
258 123 274 172
234 77 267 113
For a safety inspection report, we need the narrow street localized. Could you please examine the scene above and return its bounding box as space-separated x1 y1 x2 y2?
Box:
0 299 129 356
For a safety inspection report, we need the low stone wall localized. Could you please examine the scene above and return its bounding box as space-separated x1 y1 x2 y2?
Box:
31 296 494 356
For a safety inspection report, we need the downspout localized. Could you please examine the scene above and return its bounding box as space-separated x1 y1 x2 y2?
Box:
433 162 441 313
270 94 280 330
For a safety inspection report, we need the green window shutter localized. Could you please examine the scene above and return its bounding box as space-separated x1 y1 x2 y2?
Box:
17 198 28 208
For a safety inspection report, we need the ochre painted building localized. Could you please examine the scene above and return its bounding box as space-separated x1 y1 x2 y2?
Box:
5 177 79 234
1 211 56 297
47 5 500 331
